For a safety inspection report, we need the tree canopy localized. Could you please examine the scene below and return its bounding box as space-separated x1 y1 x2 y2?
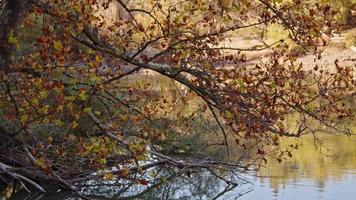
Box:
0 0 354 198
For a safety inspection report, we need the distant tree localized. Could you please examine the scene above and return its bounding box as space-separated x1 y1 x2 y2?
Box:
321 0 355 25
0 0 354 198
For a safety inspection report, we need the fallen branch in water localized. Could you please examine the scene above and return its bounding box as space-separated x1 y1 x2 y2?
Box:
0 161 45 193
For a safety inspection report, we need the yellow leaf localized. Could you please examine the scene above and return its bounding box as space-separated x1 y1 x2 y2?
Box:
84 107 91 113
55 119 65 126
104 173 115 180
8 33 18 44
78 90 87 101
121 114 129 121
53 40 62 50
226 111 233 119
40 105 50 114
20 114 28 123
95 55 102 62
39 91 48 99
68 134 77 141
31 98 39 105
48 136 53 143
219 0 232 9
34 158 46 169
72 121 79 128
159 132 166 141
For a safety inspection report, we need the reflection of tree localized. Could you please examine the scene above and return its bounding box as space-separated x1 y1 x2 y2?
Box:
258 135 356 192
80 167 249 200
4 135 355 199
2 167 253 200
2 184 73 200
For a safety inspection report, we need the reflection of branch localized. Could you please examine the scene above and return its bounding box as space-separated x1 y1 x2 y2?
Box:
207 168 238 186
52 172 91 200
280 97 352 135
118 172 180 200
211 184 238 200
234 188 254 199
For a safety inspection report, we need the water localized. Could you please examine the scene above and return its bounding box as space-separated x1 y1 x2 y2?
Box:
241 173 356 200
231 135 356 200
3 135 355 200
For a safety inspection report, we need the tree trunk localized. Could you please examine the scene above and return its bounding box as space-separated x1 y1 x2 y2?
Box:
0 0 31 70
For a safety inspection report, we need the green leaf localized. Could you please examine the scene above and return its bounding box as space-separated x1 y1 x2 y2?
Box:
99 158 107 165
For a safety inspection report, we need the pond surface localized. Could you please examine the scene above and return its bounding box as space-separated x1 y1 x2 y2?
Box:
233 135 356 200
4 135 356 200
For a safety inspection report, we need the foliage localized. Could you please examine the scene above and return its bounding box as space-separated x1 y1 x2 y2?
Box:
0 0 354 198
324 0 356 24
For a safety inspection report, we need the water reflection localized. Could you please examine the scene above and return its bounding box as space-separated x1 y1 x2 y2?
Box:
5 168 251 200
3 135 355 200
238 135 356 200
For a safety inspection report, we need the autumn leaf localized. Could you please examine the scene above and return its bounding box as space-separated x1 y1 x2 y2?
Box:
78 89 87 101
103 173 115 180
53 40 62 50
138 179 148 185
8 33 18 45
83 107 91 113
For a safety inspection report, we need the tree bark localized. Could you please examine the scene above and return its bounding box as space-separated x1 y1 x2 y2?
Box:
0 0 31 70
